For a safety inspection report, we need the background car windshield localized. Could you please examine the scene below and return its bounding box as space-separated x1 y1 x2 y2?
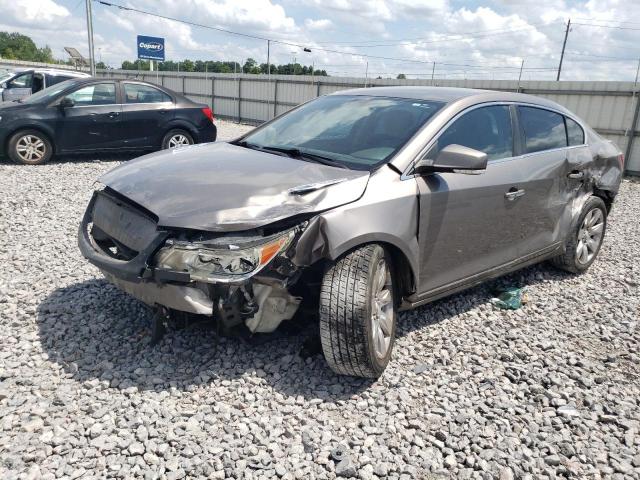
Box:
242 95 444 169
21 79 78 104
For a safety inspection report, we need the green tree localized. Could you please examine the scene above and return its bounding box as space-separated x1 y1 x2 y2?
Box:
0 32 54 62
397 73 406 79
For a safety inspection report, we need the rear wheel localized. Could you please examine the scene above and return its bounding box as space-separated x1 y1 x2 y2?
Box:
550 196 607 273
7 130 53 165
161 129 193 149
319 244 396 378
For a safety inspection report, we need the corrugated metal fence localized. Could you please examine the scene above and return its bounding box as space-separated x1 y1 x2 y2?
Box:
97 70 640 174
1 60 638 173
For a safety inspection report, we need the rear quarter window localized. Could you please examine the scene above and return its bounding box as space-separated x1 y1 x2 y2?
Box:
518 106 567 153
566 117 585 146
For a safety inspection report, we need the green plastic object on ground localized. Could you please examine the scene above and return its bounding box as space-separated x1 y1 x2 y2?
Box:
492 287 525 310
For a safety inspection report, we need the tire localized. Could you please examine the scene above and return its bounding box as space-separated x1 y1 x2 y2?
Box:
550 196 607 273
161 129 194 149
7 129 53 165
319 244 397 378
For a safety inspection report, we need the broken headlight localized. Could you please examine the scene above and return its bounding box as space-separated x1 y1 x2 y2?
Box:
154 229 296 283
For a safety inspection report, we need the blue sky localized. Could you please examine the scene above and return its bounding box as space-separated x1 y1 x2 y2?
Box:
1 0 639 81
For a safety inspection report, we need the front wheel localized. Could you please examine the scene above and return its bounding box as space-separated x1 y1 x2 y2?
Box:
161 129 193 150
7 130 53 165
550 196 607 273
319 244 396 378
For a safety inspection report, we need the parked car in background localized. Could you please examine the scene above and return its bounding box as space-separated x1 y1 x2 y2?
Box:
78 86 623 378
0 68 90 102
0 77 216 164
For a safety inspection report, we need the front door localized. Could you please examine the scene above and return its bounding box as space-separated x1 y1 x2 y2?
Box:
415 104 530 295
56 82 122 151
119 82 175 148
2 71 34 101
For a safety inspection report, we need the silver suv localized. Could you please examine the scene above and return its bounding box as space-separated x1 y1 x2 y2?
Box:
0 68 90 102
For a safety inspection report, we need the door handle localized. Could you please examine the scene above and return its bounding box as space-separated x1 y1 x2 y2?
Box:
567 170 584 179
107 112 120 118
159 109 167 114
505 188 526 200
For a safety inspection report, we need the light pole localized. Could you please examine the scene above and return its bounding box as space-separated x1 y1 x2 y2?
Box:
85 0 96 75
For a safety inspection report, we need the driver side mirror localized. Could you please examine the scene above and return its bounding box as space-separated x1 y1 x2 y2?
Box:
414 144 488 175
59 97 75 109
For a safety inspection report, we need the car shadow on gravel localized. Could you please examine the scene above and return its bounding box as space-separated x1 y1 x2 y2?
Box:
37 265 572 400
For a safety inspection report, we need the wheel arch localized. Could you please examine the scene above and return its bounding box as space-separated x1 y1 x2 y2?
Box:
163 120 198 140
292 218 419 300
4 124 56 154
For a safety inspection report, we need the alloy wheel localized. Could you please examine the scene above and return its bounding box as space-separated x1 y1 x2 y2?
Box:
168 134 191 148
576 207 604 265
16 135 46 163
371 259 394 359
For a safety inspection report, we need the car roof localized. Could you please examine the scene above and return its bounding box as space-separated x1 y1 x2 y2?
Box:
7 68 90 77
333 86 570 114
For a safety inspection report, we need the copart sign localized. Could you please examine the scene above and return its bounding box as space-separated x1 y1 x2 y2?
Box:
137 35 165 61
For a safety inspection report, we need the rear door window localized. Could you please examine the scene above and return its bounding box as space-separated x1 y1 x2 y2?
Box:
46 74 72 87
566 117 585 146
123 83 172 103
518 106 567 153
430 105 513 161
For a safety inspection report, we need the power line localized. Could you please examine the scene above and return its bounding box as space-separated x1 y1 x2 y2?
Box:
93 0 560 71
572 17 640 27
572 22 640 31
315 22 557 47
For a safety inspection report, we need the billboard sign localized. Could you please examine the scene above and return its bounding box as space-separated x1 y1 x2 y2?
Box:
137 35 165 61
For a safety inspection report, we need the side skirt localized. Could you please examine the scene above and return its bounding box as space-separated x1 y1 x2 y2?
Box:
400 242 563 311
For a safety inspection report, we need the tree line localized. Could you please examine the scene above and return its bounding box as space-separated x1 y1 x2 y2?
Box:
0 31 329 77
0 32 54 63
119 58 328 76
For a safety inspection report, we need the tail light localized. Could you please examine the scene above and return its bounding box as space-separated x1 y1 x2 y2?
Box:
617 153 625 170
201 107 214 122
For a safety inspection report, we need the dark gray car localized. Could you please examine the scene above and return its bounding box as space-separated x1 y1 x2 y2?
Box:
78 87 624 378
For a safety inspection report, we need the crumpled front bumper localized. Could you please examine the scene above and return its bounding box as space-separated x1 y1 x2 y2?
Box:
78 191 215 314
77 191 303 326
77 192 170 283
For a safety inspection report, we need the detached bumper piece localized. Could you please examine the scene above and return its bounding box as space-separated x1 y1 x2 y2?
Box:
78 189 302 332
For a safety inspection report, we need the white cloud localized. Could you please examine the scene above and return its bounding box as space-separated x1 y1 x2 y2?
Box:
304 18 333 30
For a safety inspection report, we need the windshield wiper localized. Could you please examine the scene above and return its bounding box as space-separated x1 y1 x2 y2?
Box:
234 140 262 151
234 140 348 169
259 145 348 169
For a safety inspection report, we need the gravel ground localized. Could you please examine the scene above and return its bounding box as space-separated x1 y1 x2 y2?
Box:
1 119 639 480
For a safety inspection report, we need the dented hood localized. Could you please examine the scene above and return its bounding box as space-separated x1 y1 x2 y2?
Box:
100 142 370 232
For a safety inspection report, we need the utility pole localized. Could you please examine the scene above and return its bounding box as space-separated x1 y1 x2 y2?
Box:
267 39 270 77
634 57 640 85
556 18 571 81
364 61 368 87
431 62 436 83
518 58 525 84
85 0 96 76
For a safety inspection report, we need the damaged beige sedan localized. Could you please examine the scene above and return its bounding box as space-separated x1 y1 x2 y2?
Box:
79 87 623 378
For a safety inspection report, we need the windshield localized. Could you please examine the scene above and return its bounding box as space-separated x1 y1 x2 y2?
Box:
240 95 444 170
21 79 79 104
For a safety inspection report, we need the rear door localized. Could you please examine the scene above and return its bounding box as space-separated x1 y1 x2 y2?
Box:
55 81 122 151
119 82 175 148
2 71 34 101
514 106 574 256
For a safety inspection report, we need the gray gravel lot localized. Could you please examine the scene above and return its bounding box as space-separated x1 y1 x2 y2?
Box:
0 118 639 480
